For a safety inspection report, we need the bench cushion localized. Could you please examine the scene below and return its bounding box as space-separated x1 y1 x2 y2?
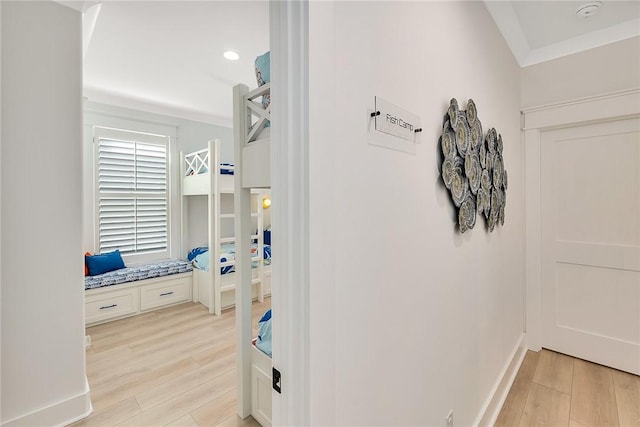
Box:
85 260 193 291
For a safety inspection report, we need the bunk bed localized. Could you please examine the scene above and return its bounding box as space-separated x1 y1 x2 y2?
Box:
234 57 273 427
180 139 270 316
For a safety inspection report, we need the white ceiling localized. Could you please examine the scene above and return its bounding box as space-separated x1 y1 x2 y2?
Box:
81 1 640 125
83 1 269 127
484 0 640 67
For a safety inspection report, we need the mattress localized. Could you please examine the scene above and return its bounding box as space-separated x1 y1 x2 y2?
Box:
84 259 193 290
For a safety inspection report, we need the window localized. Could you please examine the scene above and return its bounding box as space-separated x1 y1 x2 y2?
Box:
94 127 170 262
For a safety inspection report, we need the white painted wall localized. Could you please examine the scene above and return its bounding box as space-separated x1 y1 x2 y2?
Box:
521 36 640 108
308 3 336 424
81 102 233 259
0 2 3 422
1 2 89 424
308 2 523 425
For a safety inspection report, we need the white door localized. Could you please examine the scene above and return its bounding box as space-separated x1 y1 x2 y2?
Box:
541 117 640 375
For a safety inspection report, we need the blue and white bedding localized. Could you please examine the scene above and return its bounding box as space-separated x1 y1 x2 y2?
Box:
255 51 270 109
256 309 272 357
84 259 192 291
188 243 271 274
185 162 234 176
219 163 234 175
254 51 271 130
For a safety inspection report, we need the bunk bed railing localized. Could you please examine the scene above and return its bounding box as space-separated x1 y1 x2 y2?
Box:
244 82 271 144
184 149 210 176
218 254 262 269
184 148 235 177
235 83 271 189
181 140 234 196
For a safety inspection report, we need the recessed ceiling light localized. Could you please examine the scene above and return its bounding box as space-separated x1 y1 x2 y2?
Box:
576 2 602 19
223 50 240 61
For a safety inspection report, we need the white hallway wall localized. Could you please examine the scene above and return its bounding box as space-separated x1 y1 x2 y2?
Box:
308 2 523 426
521 36 640 108
0 2 3 421
1 2 89 425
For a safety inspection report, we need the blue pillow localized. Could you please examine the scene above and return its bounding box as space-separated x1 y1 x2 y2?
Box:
85 250 126 276
255 51 271 127
187 246 208 262
255 51 270 88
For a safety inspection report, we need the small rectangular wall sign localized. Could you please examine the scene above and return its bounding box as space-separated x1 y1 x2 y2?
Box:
373 97 421 142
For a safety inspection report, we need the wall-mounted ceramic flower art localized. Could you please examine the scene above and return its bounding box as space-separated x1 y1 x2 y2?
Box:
439 98 507 233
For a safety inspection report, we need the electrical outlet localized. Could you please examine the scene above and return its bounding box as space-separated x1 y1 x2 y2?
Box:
85 335 92 349
446 410 453 427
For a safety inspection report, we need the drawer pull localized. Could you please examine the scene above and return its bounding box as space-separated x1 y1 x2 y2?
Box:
99 304 117 310
160 291 174 297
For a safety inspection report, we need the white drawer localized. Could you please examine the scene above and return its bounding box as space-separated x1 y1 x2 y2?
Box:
86 288 138 324
140 277 191 311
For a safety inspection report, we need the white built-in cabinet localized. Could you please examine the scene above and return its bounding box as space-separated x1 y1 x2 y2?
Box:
84 272 193 326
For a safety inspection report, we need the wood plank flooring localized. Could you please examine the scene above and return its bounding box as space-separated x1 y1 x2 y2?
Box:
72 299 271 427
496 349 640 427
78 307 640 427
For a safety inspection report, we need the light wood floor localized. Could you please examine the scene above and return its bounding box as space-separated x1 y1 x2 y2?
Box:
72 298 271 427
496 349 640 427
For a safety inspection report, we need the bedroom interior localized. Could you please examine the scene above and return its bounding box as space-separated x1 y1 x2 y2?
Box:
0 1 638 427
77 1 274 426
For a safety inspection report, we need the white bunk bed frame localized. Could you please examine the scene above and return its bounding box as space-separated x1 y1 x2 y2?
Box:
180 139 266 316
234 82 273 427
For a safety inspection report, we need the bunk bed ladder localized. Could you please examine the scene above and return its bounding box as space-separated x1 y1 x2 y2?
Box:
234 83 254 418
180 150 198 304
256 191 265 304
209 139 222 316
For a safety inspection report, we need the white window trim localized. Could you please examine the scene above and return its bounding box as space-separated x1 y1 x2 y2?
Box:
93 126 172 265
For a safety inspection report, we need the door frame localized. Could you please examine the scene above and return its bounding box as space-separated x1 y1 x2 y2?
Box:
269 1 310 425
523 88 640 351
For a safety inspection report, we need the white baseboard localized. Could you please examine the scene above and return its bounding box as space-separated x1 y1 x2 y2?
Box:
2 377 92 427
474 333 527 427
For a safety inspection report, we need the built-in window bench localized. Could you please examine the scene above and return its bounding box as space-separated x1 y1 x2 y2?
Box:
84 260 193 326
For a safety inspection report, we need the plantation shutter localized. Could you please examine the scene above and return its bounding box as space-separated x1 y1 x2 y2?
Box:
96 128 169 258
